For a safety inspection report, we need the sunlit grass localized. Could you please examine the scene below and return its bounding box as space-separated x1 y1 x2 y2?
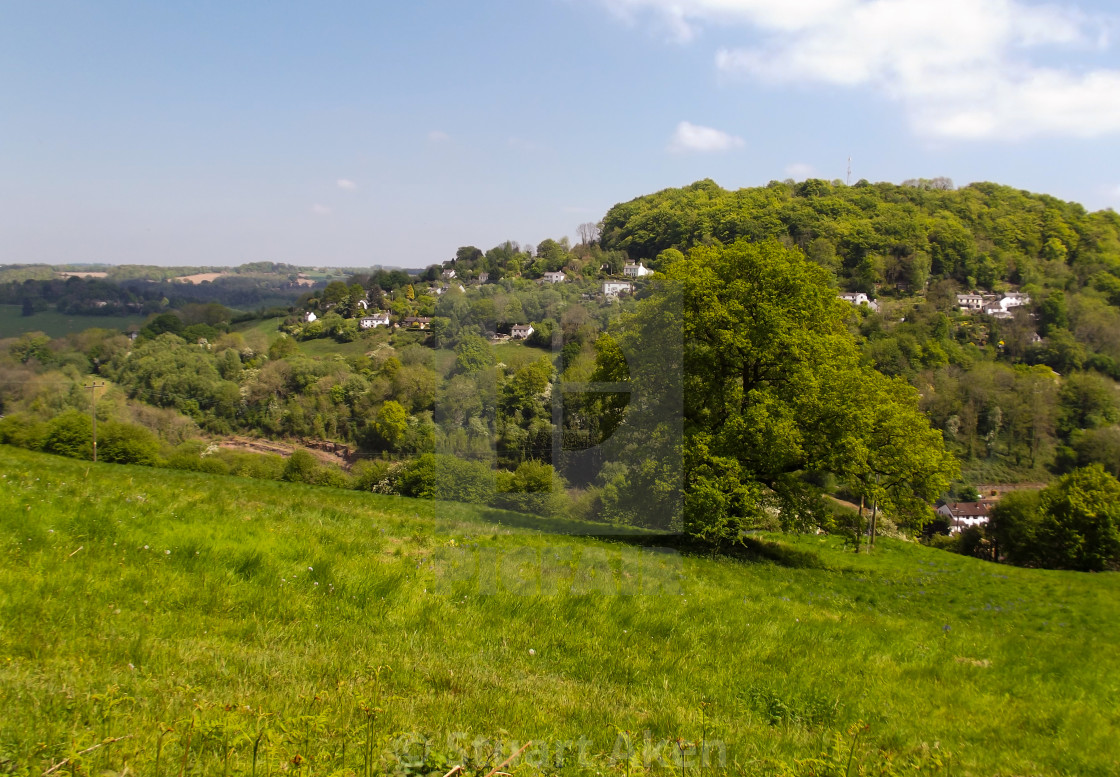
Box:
1 445 1117 775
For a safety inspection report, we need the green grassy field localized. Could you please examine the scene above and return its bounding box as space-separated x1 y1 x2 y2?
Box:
1 445 1117 776
0 305 144 339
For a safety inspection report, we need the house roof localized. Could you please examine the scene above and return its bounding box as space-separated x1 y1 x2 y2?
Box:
940 501 991 518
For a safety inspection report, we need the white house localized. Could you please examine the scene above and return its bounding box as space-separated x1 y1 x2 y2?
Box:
478 272 489 284
986 293 1030 317
838 292 880 313
603 280 633 298
956 293 985 312
936 502 992 534
623 262 653 278
442 268 456 279
543 271 566 284
304 311 317 323
511 323 534 339
359 312 391 329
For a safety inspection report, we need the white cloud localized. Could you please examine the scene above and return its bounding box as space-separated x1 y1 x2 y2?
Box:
785 162 815 179
600 0 1120 140
311 204 331 216
336 179 357 190
428 130 450 143
668 121 745 152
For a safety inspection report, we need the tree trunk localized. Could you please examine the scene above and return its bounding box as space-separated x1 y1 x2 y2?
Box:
869 500 878 548
855 496 864 554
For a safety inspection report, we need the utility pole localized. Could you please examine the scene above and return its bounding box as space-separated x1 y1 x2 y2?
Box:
84 382 104 462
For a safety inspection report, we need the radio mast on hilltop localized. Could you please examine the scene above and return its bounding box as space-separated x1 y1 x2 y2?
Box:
846 156 852 186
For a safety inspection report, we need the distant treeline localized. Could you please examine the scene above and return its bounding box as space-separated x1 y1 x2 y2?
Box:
2 274 313 316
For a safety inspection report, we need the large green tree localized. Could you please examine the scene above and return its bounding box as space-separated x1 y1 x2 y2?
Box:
611 240 956 540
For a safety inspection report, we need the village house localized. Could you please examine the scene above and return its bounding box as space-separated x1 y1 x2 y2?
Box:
602 280 633 298
359 312 391 329
623 261 653 278
984 292 1031 319
403 316 432 330
303 311 317 323
477 272 489 284
442 268 456 279
543 271 566 284
838 292 880 313
510 323 534 339
956 293 986 312
936 501 993 534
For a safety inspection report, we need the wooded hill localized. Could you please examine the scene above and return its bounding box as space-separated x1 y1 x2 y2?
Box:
601 177 1120 295
600 179 1120 487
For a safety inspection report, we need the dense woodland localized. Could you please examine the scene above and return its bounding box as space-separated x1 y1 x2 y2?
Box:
3 178 1120 568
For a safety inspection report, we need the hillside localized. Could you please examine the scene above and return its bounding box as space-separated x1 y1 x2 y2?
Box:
600 179 1120 487
5 178 1120 559
1 446 1118 775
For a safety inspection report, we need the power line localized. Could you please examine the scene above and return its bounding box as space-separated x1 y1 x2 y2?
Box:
83 382 105 462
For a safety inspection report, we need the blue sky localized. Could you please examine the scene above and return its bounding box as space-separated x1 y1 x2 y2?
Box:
3 0 1120 268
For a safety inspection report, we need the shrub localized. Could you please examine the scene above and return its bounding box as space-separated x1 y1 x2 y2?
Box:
223 451 285 480
282 449 320 484
351 459 393 492
314 465 350 489
0 412 50 451
163 441 210 472
97 421 161 466
397 454 495 504
42 411 92 460
493 460 564 515
397 454 437 498
927 533 959 551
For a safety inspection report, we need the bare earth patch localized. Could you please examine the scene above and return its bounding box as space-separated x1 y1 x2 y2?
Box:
173 272 228 284
217 435 354 469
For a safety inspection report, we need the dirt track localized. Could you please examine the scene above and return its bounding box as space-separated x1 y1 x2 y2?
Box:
217 435 355 469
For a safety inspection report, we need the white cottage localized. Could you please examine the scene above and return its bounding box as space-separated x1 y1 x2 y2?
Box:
936 502 993 534
623 262 653 278
602 281 633 297
359 312 391 329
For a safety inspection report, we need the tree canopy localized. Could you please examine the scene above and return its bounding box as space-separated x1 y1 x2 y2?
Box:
599 240 957 539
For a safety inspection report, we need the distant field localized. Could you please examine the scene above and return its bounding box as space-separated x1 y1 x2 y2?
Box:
1 445 1117 776
0 304 143 338
172 272 229 284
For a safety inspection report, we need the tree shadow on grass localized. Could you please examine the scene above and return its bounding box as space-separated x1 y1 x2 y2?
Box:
592 532 831 569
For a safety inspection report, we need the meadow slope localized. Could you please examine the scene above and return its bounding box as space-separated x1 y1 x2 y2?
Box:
0 446 1118 776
